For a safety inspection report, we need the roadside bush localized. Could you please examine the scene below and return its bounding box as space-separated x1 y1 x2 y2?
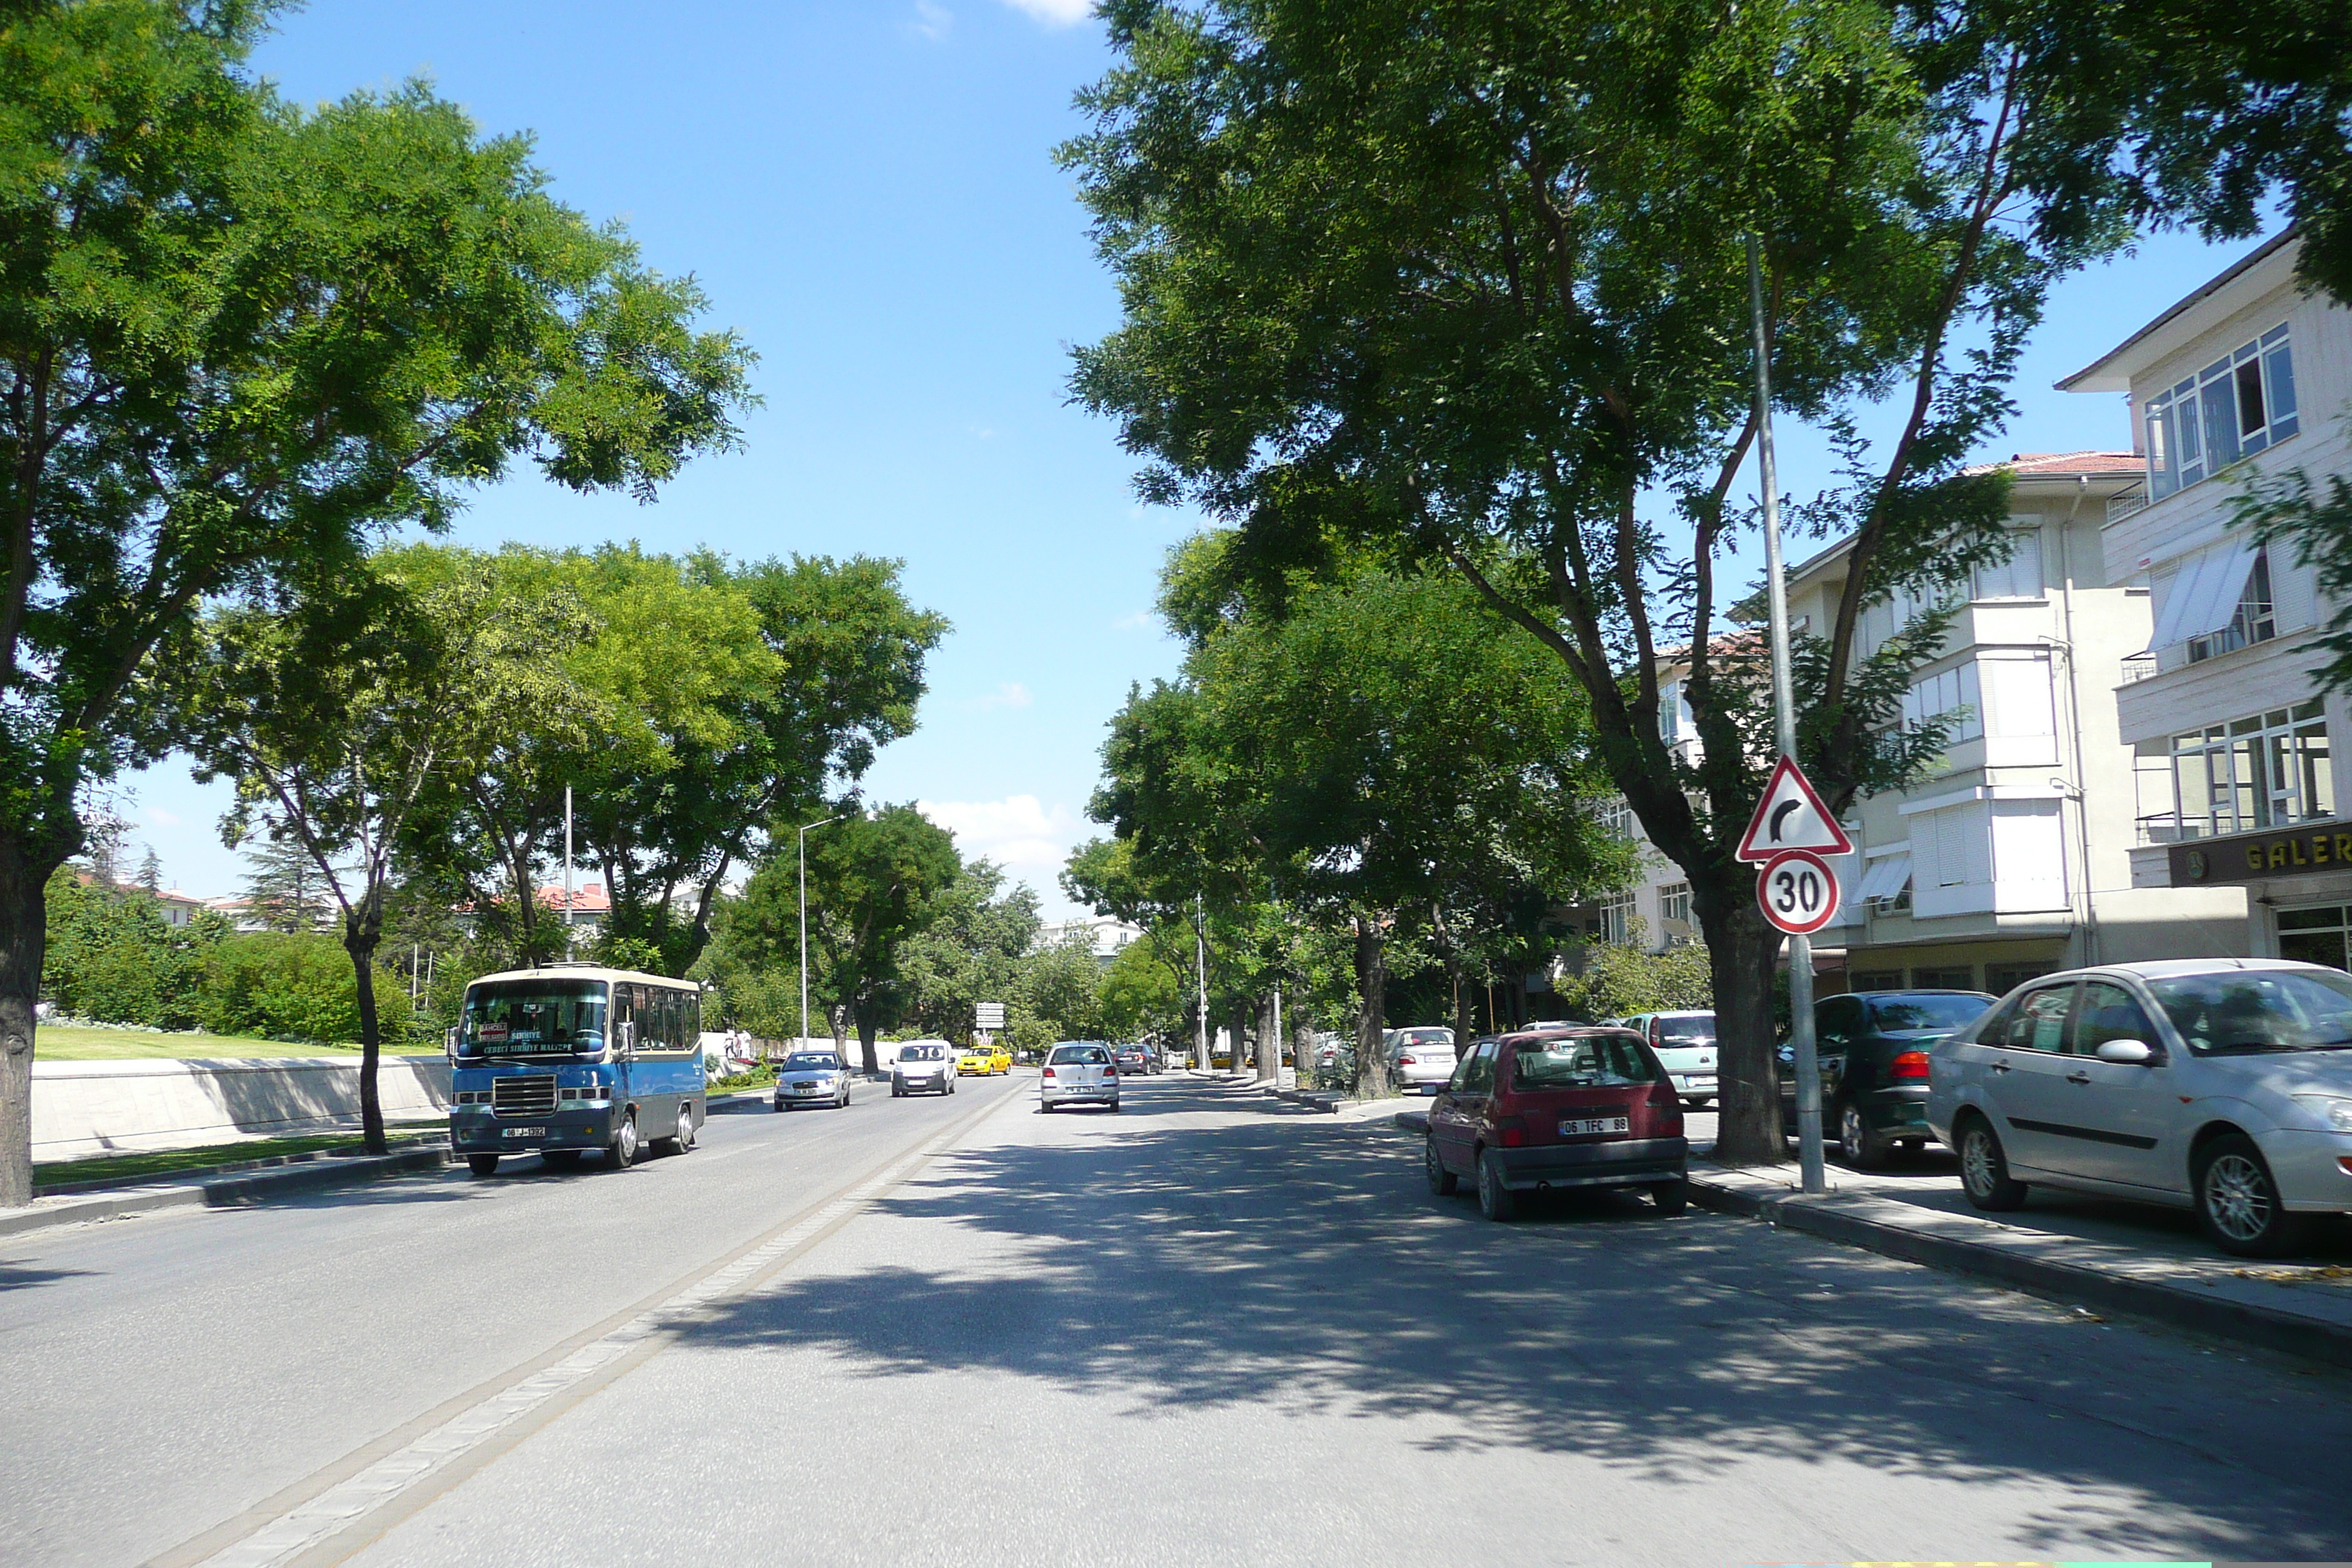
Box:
42 869 224 1030
1556 938 1714 1021
196 934 411 1047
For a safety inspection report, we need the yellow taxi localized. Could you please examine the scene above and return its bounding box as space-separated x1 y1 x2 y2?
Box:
987 1043 1012 1074
957 1044 994 1076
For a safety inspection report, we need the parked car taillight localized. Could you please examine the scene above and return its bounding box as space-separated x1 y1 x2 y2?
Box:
1891 1049 1931 1081
1104 1066 1117 1077
1495 1115 1526 1148
1646 1082 1684 1137
1397 1056 1417 1066
1042 1067 1056 1079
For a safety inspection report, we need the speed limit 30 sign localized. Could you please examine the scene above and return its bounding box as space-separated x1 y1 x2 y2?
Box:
1757 848 1841 935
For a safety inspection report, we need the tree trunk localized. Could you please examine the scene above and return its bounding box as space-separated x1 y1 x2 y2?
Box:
1292 1015 1316 1091
828 1004 851 1058
344 924 388 1156
0 837 64 1207
1255 991 1278 1084
1352 916 1392 1099
1705 892 1787 1166
1229 999 1249 1078
854 1006 881 1077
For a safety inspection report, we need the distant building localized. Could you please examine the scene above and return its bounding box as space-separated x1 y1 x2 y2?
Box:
1036 915 1145 965
541 881 611 935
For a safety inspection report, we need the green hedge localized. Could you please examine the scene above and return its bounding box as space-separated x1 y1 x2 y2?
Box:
43 871 414 1047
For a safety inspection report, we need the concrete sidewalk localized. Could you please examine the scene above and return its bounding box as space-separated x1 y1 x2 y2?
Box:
0 1142 455 1240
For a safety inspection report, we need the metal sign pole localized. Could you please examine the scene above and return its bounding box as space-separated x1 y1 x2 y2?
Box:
1747 237 1826 1195
1195 892 1210 1074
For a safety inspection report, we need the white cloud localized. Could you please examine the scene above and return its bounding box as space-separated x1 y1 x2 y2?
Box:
917 795 1079 875
998 0 1093 25
905 0 953 41
968 681 1033 711
144 806 182 828
1110 609 1154 631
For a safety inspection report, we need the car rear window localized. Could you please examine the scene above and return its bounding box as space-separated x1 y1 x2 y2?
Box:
1394 1029 1452 1048
1652 1016 1714 1047
1867 995 1991 1033
1049 1045 1110 1064
1512 1037 1656 1090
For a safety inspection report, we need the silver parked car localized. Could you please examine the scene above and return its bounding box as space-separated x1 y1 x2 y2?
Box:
1386 1027 1457 1094
1041 1041 1119 1112
1929 959 2352 1256
772 1050 852 1112
891 1042 957 1098
1612 1011 1719 1107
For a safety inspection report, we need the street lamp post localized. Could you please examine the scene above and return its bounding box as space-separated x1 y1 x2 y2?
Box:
799 814 845 1051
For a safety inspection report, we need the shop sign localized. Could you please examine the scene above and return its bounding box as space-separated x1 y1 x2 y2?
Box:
2171 822 2352 885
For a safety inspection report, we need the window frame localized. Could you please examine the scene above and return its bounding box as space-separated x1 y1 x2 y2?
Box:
2145 324 2299 498
2166 700 2332 840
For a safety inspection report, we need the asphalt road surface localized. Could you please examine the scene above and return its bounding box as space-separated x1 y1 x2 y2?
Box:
5 1071 2349 1567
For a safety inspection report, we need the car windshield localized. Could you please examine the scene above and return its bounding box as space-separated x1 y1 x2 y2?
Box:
1868 995 1991 1033
1049 1045 1110 1064
901 1047 946 1063
784 1054 838 1071
460 981 606 1057
1512 1038 1655 1090
1654 1016 1714 1047
2149 970 2352 1054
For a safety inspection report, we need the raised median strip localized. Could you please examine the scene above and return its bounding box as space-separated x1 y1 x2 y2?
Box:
1686 1164 2352 1371
0 1142 454 1240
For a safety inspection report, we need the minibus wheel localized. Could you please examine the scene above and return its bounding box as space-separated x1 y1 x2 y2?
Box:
608 1113 638 1169
467 1154 499 1177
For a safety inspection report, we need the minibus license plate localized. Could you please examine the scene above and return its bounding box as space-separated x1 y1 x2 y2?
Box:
1559 1115 1629 1137
502 1127 543 1139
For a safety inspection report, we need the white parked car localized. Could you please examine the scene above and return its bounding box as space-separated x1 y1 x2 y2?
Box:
1385 1027 1457 1094
1613 1011 1719 1107
891 1042 957 1098
1929 959 2352 1256
1041 1041 1119 1112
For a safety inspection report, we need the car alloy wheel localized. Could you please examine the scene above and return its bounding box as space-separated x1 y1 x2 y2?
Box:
1476 1150 1515 1221
1956 1117 2026 1211
1839 1101 1888 1172
2195 1134 2310 1258
1425 1136 1458 1196
609 1114 638 1169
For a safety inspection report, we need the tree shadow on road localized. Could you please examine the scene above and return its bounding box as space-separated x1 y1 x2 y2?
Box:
673 1087 2352 1561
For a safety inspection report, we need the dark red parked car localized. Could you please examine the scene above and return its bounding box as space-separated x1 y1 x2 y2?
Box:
1423 1028 1688 1220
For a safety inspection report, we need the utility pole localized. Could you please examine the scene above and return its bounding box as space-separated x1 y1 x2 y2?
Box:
1748 236 1827 1195
1194 892 1210 1074
562 785 576 962
799 814 845 1052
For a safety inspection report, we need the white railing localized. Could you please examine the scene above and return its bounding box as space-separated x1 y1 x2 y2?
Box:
2119 652 2158 687
2107 486 2149 525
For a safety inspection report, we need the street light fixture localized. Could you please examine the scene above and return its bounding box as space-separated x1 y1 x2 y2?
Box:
799 813 847 1049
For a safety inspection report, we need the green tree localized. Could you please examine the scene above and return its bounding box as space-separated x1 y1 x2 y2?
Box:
1094 930 1186 1046
41 864 226 1028
725 805 962 1074
893 860 1041 1045
0 4 753 1202
1093 553 1624 1097
241 836 333 934
172 553 596 1151
1063 0 2102 1156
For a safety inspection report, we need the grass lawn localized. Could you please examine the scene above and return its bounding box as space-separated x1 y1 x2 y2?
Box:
32 1130 431 1189
36 1024 442 1061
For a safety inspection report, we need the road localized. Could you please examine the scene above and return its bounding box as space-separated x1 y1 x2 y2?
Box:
4 1072 2350 1567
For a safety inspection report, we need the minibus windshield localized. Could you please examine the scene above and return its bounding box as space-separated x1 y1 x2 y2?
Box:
461 980 607 1056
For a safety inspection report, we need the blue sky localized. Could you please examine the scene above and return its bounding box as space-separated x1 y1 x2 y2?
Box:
121 0 2274 915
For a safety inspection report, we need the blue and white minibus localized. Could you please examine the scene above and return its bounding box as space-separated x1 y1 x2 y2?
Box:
448 965 706 1175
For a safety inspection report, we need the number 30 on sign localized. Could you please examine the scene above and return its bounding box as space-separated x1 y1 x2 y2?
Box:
1756 849 1840 935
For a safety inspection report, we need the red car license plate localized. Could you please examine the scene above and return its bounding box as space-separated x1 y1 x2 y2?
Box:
1559 1115 1629 1137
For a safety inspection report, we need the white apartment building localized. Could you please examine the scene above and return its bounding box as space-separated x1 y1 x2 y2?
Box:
2063 230 2352 968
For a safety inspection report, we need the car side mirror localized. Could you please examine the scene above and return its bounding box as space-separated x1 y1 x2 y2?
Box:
2094 1039 2154 1065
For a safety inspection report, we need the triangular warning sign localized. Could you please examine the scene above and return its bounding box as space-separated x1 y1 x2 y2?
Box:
1735 755 1854 863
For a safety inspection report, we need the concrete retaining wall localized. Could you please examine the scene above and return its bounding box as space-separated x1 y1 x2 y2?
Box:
34 1056 453 1161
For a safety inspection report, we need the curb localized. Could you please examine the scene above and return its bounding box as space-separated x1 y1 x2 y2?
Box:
1685 1172 2352 1371
34 1134 448 1197
0 1145 453 1240
1275 1088 1352 1113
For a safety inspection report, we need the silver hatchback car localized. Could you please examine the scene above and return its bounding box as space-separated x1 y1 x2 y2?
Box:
772 1050 852 1112
1928 958 2352 1256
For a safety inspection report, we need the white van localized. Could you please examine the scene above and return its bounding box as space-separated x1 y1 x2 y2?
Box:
1612 1011 1718 1107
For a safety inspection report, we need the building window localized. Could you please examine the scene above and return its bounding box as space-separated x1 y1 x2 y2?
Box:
1972 529 2043 600
1850 971 1904 992
1599 894 1635 946
1983 962 2053 995
1594 797 1635 839
2277 905 2352 971
1659 882 1691 935
2187 549 2275 662
1911 966 1977 990
2166 700 2333 840
1902 663 1982 743
2146 325 2299 498
1658 679 1694 743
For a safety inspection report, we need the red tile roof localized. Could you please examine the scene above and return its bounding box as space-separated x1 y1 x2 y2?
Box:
1962 450 2144 478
